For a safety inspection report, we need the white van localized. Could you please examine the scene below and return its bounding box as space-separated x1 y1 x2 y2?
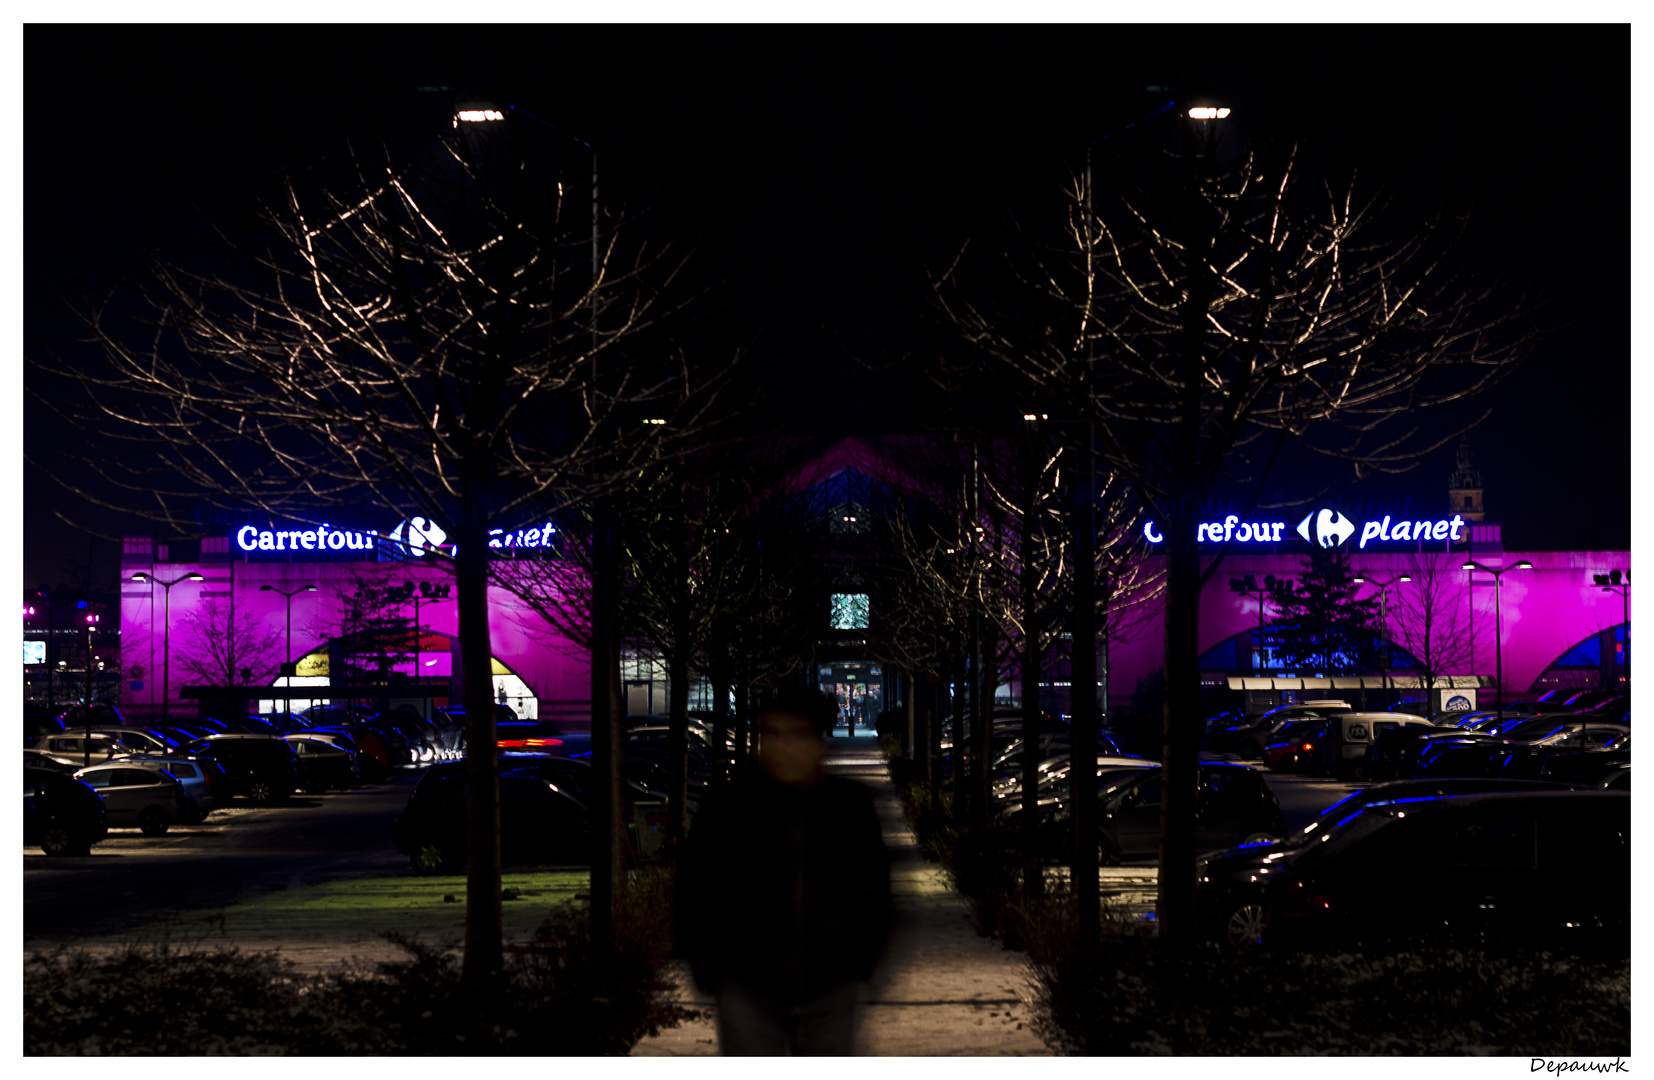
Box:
1317 711 1431 779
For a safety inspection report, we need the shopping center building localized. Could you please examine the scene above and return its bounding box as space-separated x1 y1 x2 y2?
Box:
115 440 1629 728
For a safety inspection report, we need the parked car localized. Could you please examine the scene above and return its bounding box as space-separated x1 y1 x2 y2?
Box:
177 735 301 804
282 735 360 791
307 725 394 780
393 772 592 874
1196 777 1586 946
30 729 156 768
1314 712 1431 779
104 753 228 822
1364 723 1465 781
24 706 65 744
1214 700 1352 757
1537 733 1630 783
991 753 1154 813
1262 790 1629 956
84 726 180 755
25 766 109 855
989 733 1132 781
1493 722 1630 778
73 762 191 835
1099 762 1285 862
1262 718 1333 771
23 748 78 773
1571 760 1631 790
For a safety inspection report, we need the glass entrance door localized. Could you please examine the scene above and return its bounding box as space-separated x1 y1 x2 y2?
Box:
817 663 883 735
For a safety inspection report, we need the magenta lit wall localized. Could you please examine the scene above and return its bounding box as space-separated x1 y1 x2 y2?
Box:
119 554 590 726
1104 550 1630 702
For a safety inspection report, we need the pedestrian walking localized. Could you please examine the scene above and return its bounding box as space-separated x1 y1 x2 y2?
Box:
676 686 891 1055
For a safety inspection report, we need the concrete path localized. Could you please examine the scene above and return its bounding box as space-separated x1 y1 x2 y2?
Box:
632 737 1054 1056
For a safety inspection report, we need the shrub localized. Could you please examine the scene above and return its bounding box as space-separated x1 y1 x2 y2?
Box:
25 871 696 1056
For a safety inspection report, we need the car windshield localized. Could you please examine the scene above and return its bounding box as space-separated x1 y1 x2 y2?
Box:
1283 804 1399 866
1502 716 1564 742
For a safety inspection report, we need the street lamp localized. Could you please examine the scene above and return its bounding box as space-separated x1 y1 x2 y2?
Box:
1352 574 1412 699
1228 573 1292 674
1461 560 1532 717
1592 569 1630 690
130 572 204 726
81 612 99 768
395 580 448 721
260 583 318 672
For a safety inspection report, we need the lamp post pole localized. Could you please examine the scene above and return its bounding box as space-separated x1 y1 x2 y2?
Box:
130 572 204 726
1592 570 1630 690
1228 573 1290 675
82 612 99 769
1352 574 1411 701
1462 560 1532 716
260 584 317 672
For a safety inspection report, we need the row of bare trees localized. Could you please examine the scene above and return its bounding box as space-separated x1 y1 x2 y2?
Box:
34 96 1533 978
927 112 1532 943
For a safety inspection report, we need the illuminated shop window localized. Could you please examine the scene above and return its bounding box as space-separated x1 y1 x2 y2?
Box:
830 593 869 630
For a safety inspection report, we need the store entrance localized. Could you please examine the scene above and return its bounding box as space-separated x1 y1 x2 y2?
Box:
817 663 884 736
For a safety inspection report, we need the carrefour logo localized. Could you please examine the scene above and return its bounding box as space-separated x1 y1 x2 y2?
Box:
387 516 449 558
1297 508 1355 549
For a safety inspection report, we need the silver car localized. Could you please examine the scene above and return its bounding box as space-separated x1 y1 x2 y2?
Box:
72 763 190 835
32 731 154 769
105 754 225 822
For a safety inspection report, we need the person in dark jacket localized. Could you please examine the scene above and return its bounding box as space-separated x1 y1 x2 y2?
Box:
676 686 891 1055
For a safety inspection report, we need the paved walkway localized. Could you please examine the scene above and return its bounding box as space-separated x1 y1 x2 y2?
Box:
632 737 1053 1056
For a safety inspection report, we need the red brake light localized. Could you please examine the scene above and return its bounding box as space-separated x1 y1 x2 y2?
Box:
1302 743 1313 751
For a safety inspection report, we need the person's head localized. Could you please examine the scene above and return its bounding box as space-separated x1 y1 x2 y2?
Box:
757 687 837 787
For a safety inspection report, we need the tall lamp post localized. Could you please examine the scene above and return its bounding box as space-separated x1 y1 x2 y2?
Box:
1462 559 1532 716
130 572 204 726
1228 573 1292 676
397 580 447 720
260 583 318 671
1352 574 1411 700
1592 569 1630 690
81 612 100 768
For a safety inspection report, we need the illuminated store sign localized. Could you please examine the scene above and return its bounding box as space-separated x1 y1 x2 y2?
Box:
1142 510 1468 550
237 523 377 554
235 515 557 560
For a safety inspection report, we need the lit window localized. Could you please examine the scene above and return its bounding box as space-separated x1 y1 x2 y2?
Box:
830 593 870 630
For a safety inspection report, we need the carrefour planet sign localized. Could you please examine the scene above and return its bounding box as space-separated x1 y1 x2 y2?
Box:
1142 509 1470 550
234 515 556 560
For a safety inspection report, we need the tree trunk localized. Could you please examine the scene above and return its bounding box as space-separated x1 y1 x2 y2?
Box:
667 643 690 847
974 618 995 825
710 648 732 787
951 648 966 814
1020 443 1043 897
1069 442 1098 936
588 501 626 953
903 666 915 761
455 510 502 987
1157 509 1202 947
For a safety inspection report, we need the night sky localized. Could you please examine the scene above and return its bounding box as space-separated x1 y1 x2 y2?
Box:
22 24 1631 596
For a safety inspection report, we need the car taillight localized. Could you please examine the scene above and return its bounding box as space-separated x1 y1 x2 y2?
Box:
1302 743 1314 752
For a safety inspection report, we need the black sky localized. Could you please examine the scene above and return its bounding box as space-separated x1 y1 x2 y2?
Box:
23 24 1630 593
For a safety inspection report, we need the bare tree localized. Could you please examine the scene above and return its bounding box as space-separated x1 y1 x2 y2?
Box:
35 110 713 987
173 597 284 687
936 117 1532 942
1390 552 1475 695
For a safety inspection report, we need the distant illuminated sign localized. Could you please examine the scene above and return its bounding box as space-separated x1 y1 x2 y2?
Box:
23 640 44 665
237 523 378 555
234 514 556 560
830 593 869 630
1141 510 1468 550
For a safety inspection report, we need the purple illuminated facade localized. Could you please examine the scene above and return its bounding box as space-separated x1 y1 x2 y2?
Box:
115 442 1629 725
